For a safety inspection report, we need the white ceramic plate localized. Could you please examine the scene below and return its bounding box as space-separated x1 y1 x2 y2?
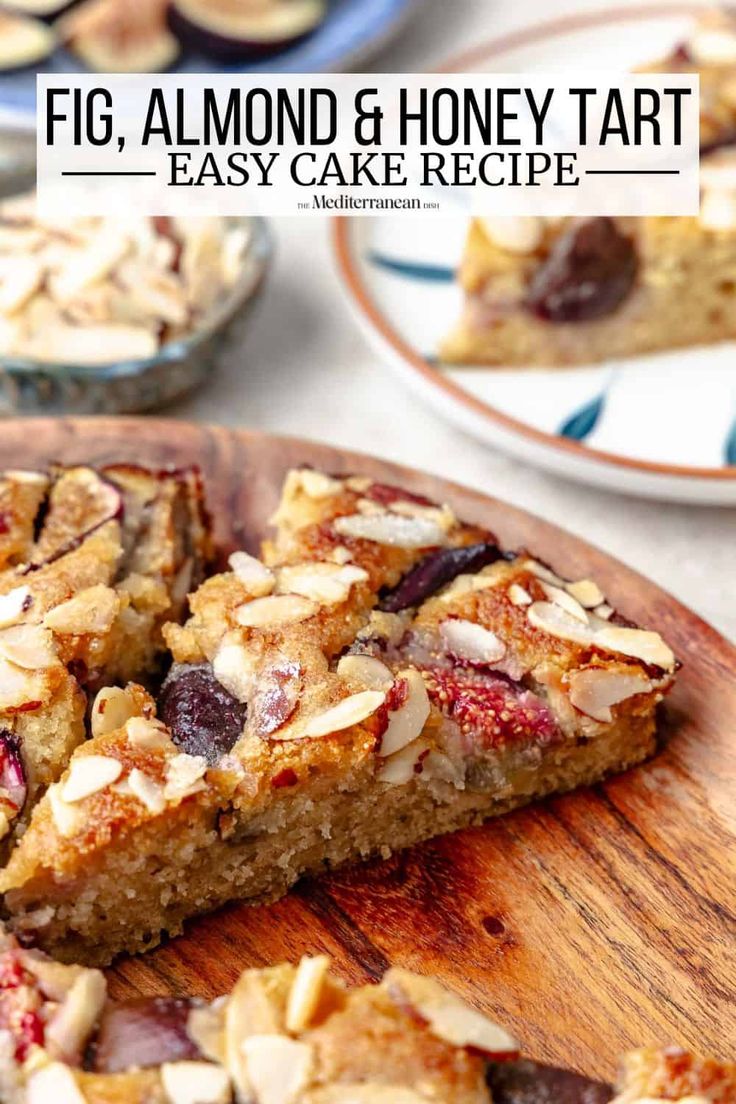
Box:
334 5 736 505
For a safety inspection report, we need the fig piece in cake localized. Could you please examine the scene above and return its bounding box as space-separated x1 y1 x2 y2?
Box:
91 998 203 1073
0 11 56 70
168 0 327 60
23 466 122 570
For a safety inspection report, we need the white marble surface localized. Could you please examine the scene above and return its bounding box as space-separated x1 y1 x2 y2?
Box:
168 0 735 642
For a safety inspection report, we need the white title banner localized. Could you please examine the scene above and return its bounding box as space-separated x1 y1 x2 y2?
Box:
37 73 700 217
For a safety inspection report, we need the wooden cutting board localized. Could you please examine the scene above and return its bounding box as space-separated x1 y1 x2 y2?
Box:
1 417 734 1080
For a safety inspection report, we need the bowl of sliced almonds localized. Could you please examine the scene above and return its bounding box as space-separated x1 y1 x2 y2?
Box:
0 198 272 414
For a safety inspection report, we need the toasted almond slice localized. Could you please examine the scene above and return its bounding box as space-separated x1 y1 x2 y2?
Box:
164 753 208 801
540 583 590 624
44 584 118 636
594 603 614 621
0 623 58 670
277 562 368 606
126 716 172 750
161 1061 231 1104
241 1035 314 1104
49 230 130 304
0 656 47 711
568 669 654 723
236 594 318 629
479 215 544 254
19 321 159 366
128 768 166 815
508 583 532 607
62 755 122 803
0 586 31 629
48 783 85 839
379 670 431 758
229 551 275 597
45 969 107 1064
565 578 605 609
336 653 394 692
334 512 447 549
302 690 386 739
377 737 430 786
297 469 343 499
593 625 675 672
385 969 518 1058
0 256 44 316
440 619 506 664
689 24 736 64
525 559 565 587
91 686 139 739
26 1063 86 1104
527 601 595 647
389 500 456 534
213 638 259 703
330 545 353 565
285 955 331 1034
187 1003 226 1065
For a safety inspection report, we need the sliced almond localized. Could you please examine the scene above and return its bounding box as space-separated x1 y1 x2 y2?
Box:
0 585 31 630
389 500 456 534
241 1034 314 1104
91 686 139 739
378 670 431 758
593 626 675 672
594 603 614 621
187 1003 226 1065
385 969 518 1058
508 583 532 607
48 783 85 838
26 1063 86 1104
0 656 47 711
285 955 331 1034
689 24 736 64
439 619 506 664
568 669 653 723
164 753 208 802
61 755 122 803
126 716 172 750
540 583 590 625
479 215 544 254
229 551 275 597
336 653 394 692
297 469 343 499
43 585 118 636
330 545 353 565
527 602 595 647
0 623 58 670
45 969 107 1064
161 1061 231 1104
302 690 386 739
128 768 166 814
213 638 259 704
377 737 430 786
277 562 368 606
334 513 447 549
236 594 318 629
525 559 565 587
565 579 605 609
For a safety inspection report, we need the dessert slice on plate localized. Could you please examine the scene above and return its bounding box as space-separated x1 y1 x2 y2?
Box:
0 469 675 965
1 923 734 1104
0 463 211 844
441 9 736 368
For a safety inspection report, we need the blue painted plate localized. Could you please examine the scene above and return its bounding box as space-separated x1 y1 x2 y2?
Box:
0 0 419 120
335 6 736 506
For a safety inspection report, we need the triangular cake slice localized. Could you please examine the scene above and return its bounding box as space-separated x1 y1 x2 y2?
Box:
0 470 675 965
0 463 211 844
1 921 733 1104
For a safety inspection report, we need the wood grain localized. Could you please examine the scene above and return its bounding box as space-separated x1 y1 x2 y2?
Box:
1 416 734 1080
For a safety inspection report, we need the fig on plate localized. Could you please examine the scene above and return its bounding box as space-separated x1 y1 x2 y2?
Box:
168 0 327 61
2 0 78 20
57 0 180 72
0 11 56 70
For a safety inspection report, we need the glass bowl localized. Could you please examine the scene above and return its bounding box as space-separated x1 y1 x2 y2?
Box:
0 216 273 416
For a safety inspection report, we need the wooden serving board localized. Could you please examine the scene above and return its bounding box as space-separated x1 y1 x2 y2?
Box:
1 417 734 1080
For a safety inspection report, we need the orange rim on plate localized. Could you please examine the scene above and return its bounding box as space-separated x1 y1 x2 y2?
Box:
333 3 736 484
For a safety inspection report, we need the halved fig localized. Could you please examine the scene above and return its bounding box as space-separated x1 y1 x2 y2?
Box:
91 998 202 1073
169 0 327 61
0 12 56 70
2 0 78 20
27 466 122 569
57 0 180 73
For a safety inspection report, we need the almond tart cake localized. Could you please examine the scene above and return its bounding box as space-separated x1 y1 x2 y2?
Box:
0 467 676 965
441 9 736 368
0 463 211 847
0 924 733 1104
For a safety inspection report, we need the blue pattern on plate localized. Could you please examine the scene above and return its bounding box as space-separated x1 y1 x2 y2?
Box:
368 252 456 283
725 419 736 466
0 0 416 117
558 392 607 441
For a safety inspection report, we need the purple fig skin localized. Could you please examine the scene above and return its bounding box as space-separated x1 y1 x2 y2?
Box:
167 1 325 61
159 663 247 765
0 730 26 816
486 1060 613 1104
379 543 509 613
90 998 202 1073
525 218 638 323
